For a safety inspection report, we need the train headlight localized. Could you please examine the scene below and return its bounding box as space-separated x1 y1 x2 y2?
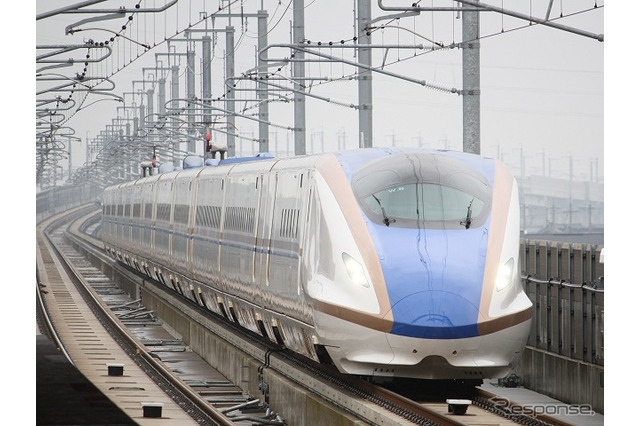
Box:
342 252 370 288
495 257 515 292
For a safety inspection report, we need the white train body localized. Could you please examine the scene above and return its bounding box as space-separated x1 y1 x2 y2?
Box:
102 147 532 380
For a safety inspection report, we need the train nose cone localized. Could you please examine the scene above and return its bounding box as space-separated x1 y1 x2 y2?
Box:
386 291 480 339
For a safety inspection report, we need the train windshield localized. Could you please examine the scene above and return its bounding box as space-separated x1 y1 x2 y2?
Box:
352 153 492 229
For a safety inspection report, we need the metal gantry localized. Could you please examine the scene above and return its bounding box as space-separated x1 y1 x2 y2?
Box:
36 1 603 190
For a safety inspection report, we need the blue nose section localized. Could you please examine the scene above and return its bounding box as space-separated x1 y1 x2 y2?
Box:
375 225 489 340
387 291 481 339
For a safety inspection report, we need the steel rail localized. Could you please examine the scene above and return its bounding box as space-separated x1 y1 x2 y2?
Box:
41 207 237 426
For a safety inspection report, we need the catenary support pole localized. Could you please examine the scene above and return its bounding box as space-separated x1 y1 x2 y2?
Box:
187 47 196 152
171 65 180 165
293 0 306 155
202 36 212 158
462 1 480 154
225 26 236 157
357 0 373 148
258 10 269 153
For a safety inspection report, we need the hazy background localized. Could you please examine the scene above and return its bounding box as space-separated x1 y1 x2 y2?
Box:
35 1 604 183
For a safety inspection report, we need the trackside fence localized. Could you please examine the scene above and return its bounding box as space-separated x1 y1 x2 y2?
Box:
518 239 604 414
520 240 604 366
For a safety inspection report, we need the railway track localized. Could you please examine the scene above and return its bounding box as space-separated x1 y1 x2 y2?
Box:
38 204 574 426
37 205 264 425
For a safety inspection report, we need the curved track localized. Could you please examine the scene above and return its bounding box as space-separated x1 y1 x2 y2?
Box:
39 205 575 426
37 205 239 425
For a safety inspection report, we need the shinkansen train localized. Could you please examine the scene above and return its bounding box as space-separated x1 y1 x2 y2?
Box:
102 147 533 381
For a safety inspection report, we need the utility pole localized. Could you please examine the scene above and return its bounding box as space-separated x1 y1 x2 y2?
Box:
67 137 73 182
225 25 236 157
357 0 373 148
187 46 196 152
171 65 180 166
158 76 166 117
462 1 481 154
146 89 154 129
258 10 269 152
202 35 213 157
138 102 145 137
171 30 213 154
293 0 306 155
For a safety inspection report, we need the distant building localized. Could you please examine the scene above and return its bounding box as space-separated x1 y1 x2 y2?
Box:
517 174 604 238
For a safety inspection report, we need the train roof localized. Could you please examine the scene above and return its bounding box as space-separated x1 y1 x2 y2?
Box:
334 147 498 183
104 148 500 192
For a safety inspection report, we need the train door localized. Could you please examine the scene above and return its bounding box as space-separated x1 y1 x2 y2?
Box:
121 186 129 249
153 177 173 263
219 169 260 286
150 181 158 258
141 181 154 254
187 174 200 280
102 187 114 246
114 188 123 243
296 169 312 296
171 174 193 273
126 185 135 250
255 172 277 291
268 169 304 302
131 184 143 250
192 174 224 283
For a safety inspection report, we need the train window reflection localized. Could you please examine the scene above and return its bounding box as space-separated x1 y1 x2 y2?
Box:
363 183 485 223
351 152 492 229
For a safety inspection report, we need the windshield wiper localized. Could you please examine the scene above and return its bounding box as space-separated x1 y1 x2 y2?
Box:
461 198 474 229
371 194 396 227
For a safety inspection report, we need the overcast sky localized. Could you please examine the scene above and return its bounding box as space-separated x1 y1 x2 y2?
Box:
35 0 605 182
